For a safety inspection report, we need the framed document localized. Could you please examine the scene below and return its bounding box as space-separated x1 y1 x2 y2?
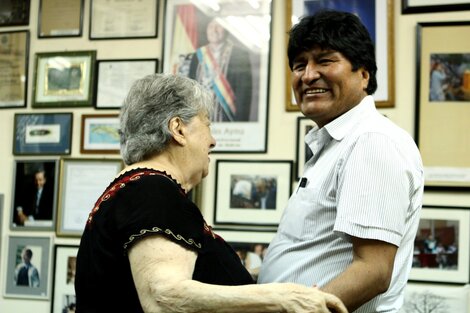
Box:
51 245 78 313
56 158 123 237
0 0 30 27
89 0 159 39
32 50 96 108
0 30 29 109
38 0 84 38
95 59 159 109
80 114 120 154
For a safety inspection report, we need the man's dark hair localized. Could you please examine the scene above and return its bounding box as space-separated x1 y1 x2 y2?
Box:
287 10 378 95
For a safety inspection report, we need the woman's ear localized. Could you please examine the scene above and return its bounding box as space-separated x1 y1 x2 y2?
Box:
168 117 186 145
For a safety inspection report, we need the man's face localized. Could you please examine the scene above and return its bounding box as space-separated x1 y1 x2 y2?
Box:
206 20 225 44
35 172 46 188
291 46 369 128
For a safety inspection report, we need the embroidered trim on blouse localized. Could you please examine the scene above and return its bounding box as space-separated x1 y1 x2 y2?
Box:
123 226 202 250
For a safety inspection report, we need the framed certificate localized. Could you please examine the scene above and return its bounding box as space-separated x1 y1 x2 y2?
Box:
38 0 84 38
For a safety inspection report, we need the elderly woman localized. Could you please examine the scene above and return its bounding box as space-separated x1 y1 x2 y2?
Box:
75 74 347 313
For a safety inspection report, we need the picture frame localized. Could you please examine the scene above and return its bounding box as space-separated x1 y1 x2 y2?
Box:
162 0 272 152
402 0 470 14
4 236 51 299
32 50 96 108
0 30 29 109
285 0 394 111
415 22 470 189
0 0 30 27
13 113 73 155
50 245 78 313
0 193 3 258
38 0 84 38
295 116 316 180
409 206 470 284
56 158 123 237
10 159 59 231
95 59 159 109
80 114 120 154
214 160 293 227
89 0 159 40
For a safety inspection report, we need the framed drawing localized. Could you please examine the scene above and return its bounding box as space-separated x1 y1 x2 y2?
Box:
0 30 29 109
285 0 394 110
56 158 123 237
38 0 84 38
11 159 59 231
4 236 51 299
409 206 470 284
89 0 158 39
0 0 30 27
95 59 159 109
295 116 316 180
163 0 272 152
415 22 470 189
32 50 96 108
13 113 73 155
214 160 292 227
402 0 470 14
50 245 78 313
80 114 120 154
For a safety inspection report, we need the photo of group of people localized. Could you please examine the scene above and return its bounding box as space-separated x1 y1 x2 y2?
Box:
230 242 268 281
230 175 277 209
429 53 470 102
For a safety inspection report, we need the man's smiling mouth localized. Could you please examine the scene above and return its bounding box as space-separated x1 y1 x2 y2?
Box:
305 88 327 94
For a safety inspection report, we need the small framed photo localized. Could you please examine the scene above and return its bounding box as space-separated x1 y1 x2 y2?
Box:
295 117 316 180
409 206 470 284
11 159 59 231
4 236 51 299
13 113 73 155
95 59 159 109
38 0 84 38
56 158 123 237
401 283 470 312
50 245 78 313
32 50 96 108
0 0 30 27
80 114 120 154
214 160 293 227
402 0 470 14
89 0 159 39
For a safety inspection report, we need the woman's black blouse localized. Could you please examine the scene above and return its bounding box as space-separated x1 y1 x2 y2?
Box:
75 168 254 313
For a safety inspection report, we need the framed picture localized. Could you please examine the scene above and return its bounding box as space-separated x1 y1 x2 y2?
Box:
89 0 158 39
295 117 316 180
50 245 78 313
0 0 30 27
95 59 159 109
163 0 272 152
0 194 3 258
11 159 59 231
214 160 293 227
4 236 51 299
38 0 84 38
285 0 394 110
56 158 123 237
409 206 470 284
0 30 29 109
32 50 96 108
80 114 120 154
13 113 73 155
415 22 470 189
402 0 470 14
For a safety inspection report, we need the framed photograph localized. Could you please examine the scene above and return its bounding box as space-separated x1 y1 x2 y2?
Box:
95 59 159 109
50 245 78 313
214 160 293 227
80 114 120 154
32 50 96 108
38 0 84 38
0 0 30 27
89 0 158 39
163 0 272 152
295 117 316 180
409 206 470 284
0 30 29 109
11 159 59 231
13 113 73 155
415 22 470 189
285 0 394 110
402 0 470 14
4 236 51 299
57 158 123 237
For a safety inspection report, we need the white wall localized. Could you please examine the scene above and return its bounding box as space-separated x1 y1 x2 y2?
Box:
0 1 469 312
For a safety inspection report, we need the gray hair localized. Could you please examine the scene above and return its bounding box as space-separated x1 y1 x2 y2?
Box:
119 73 214 165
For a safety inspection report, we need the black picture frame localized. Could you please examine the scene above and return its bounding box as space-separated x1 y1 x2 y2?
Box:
0 0 30 27
295 116 316 181
50 245 79 313
38 0 84 38
402 0 470 14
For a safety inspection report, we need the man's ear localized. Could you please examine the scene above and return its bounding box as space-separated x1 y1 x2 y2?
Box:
168 116 186 146
361 68 370 92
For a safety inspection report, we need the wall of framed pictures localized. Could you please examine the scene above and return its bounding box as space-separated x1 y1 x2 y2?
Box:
0 1 470 312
